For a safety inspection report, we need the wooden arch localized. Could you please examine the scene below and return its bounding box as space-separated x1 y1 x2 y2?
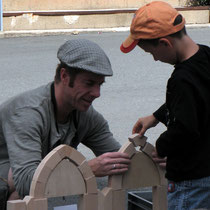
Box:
7 145 98 210
7 135 167 210
99 134 168 210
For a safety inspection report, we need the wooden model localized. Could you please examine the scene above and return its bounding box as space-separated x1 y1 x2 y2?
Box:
100 134 167 210
7 134 167 210
7 145 98 210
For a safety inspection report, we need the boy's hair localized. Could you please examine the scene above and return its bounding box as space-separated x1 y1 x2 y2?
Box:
138 15 187 46
54 62 83 87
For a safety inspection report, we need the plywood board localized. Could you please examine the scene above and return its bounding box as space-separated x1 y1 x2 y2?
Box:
98 187 112 210
78 193 98 210
152 186 168 210
45 159 86 197
78 161 94 179
108 174 123 190
122 151 160 189
7 200 27 210
112 190 126 210
85 176 98 194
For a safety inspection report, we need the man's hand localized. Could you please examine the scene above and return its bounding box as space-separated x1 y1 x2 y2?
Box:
88 152 131 177
152 149 166 169
8 168 20 200
132 115 159 136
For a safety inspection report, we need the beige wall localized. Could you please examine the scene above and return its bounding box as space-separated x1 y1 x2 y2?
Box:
4 0 208 32
4 0 181 11
3 13 134 31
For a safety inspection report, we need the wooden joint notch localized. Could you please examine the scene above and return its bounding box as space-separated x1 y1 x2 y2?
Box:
128 134 148 148
140 142 155 158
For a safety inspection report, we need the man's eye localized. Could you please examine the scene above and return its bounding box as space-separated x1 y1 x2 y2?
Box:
85 81 94 86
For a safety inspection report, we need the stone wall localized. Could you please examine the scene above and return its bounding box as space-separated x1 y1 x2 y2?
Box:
2 0 209 33
4 0 181 11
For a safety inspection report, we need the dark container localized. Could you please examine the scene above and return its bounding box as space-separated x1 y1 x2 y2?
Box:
128 190 152 210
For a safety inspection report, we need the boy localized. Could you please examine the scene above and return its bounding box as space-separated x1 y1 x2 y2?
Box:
120 1 210 209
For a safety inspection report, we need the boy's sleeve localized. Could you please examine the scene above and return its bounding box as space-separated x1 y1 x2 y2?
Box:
153 103 167 126
155 75 200 158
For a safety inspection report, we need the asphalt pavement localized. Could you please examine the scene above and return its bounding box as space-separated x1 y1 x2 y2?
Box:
0 27 210 209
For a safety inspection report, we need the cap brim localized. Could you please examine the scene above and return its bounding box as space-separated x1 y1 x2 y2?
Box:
120 35 139 53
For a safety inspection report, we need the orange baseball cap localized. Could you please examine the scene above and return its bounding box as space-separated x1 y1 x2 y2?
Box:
120 1 185 53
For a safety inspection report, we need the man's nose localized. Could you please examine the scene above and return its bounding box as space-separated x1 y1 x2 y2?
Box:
91 86 101 98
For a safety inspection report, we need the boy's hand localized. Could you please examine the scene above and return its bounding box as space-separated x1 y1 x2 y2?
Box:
132 115 159 137
152 149 166 169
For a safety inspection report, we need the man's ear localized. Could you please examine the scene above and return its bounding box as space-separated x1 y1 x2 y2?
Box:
60 68 70 85
159 37 173 48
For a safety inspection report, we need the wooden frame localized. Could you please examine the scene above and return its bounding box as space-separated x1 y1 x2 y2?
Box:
7 145 98 210
7 134 167 210
103 134 167 210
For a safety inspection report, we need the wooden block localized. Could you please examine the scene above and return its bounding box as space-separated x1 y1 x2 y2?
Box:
23 196 34 210
129 134 147 148
24 197 47 210
100 187 112 197
32 164 52 184
66 146 86 166
78 160 94 179
98 187 113 210
52 144 67 153
54 145 86 165
78 193 98 210
141 142 155 157
33 198 48 210
85 175 98 194
44 158 86 197
39 150 62 170
30 180 46 198
157 166 167 186
119 141 136 158
7 200 27 210
112 190 126 210
122 151 160 189
53 144 70 159
152 186 168 210
108 174 123 190
30 150 63 197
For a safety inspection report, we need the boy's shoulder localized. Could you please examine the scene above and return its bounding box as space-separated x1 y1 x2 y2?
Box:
200 44 210 57
175 44 210 70
170 44 210 85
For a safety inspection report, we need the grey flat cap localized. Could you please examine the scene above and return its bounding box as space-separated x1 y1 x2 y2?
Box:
57 39 113 76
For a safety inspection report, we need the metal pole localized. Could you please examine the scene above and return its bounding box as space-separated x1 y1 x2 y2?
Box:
0 0 3 31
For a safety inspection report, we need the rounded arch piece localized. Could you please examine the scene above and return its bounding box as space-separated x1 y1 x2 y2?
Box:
122 151 160 189
104 135 167 210
30 145 97 198
108 135 164 190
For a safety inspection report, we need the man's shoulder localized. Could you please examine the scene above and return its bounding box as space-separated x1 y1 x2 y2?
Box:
0 82 52 114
